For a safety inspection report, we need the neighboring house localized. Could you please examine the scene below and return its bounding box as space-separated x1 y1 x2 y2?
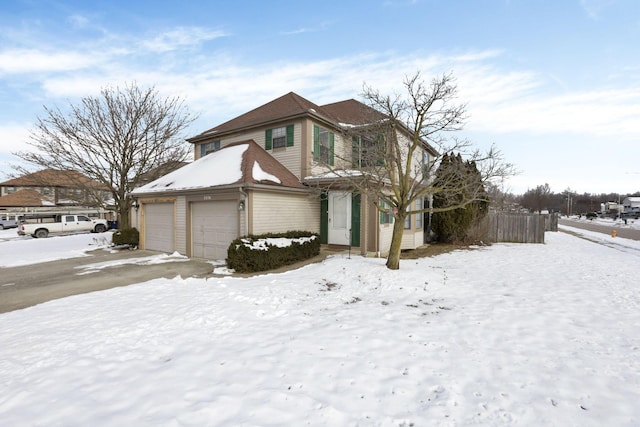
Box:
623 197 640 215
132 92 437 260
0 189 55 209
0 169 111 209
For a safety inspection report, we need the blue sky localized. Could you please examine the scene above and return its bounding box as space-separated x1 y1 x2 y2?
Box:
1 0 639 195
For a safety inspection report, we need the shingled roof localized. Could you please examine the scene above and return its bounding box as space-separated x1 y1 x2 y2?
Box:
0 189 54 207
189 92 337 141
320 99 387 126
0 169 107 190
132 140 304 195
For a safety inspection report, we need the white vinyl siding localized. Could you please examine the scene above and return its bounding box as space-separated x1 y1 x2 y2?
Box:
378 224 394 256
175 196 187 254
401 230 424 250
251 191 319 235
200 123 303 179
310 131 351 176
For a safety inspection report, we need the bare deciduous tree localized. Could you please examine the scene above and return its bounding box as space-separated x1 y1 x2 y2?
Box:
325 72 515 270
15 83 197 228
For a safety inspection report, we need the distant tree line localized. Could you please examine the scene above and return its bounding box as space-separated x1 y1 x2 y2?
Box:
490 183 640 215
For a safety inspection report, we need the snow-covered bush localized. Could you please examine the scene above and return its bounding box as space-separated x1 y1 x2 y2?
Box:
226 231 320 273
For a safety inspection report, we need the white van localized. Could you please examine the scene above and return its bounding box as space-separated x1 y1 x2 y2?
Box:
0 214 21 230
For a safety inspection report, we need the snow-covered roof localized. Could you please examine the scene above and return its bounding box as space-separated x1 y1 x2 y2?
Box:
132 140 303 195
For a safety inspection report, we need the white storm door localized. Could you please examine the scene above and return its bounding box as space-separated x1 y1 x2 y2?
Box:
328 191 351 245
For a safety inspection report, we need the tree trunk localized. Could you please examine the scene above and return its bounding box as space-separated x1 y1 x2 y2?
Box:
119 205 131 229
385 213 406 270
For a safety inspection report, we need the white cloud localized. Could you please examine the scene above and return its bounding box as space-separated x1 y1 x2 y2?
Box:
0 123 33 176
67 14 90 29
580 0 616 19
0 49 100 74
140 27 227 53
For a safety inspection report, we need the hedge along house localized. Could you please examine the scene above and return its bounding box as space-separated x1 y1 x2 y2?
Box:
134 92 436 259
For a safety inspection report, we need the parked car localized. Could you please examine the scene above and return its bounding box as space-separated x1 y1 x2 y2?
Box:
0 214 21 229
18 214 108 238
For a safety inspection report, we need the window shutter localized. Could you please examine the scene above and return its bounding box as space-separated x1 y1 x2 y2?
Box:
286 124 294 147
265 129 272 150
375 134 384 166
313 125 319 161
329 132 335 166
351 193 361 247
352 136 360 168
320 192 328 244
379 201 385 224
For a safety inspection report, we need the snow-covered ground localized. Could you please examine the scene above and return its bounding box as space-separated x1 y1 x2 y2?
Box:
1 227 639 426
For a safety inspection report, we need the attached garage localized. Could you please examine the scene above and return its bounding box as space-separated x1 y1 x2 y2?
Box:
131 140 311 260
144 202 175 253
191 200 238 260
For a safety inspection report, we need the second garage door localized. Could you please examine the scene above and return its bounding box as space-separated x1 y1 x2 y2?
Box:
144 202 175 253
191 200 238 260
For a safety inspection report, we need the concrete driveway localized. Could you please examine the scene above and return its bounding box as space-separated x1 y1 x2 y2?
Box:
0 248 215 314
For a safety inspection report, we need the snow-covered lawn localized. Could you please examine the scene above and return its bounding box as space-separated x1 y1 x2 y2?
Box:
1 228 639 426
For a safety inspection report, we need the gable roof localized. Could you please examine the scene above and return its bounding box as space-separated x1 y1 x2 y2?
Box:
0 169 107 190
132 140 304 195
320 99 387 126
188 92 438 156
0 189 55 207
189 92 336 141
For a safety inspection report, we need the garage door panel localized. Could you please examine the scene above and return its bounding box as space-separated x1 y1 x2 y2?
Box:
192 201 238 260
145 203 175 253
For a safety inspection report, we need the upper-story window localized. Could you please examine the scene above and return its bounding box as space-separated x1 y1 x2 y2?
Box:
422 150 431 179
265 124 294 150
313 125 334 165
200 140 220 157
352 135 383 168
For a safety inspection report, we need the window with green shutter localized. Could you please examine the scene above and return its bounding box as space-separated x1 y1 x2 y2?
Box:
266 124 294 150
313 125 334 165
379 200 393 224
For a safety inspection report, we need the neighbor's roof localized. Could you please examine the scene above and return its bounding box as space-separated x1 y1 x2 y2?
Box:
132 140 304 195
0 169 107 190
0 189 55 207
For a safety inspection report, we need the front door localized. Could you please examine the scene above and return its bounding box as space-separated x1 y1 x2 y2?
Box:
328 191 351 245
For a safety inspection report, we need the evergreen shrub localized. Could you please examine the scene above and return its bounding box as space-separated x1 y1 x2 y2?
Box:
226 230 320 273
112 227 140 247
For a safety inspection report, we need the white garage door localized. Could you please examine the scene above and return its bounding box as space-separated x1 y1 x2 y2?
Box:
191 200 238 260
144 202 175 253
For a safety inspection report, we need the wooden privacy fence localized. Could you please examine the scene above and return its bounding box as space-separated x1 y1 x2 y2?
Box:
472 213 558 244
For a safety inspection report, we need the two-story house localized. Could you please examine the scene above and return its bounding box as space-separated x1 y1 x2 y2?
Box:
131 92 436 260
